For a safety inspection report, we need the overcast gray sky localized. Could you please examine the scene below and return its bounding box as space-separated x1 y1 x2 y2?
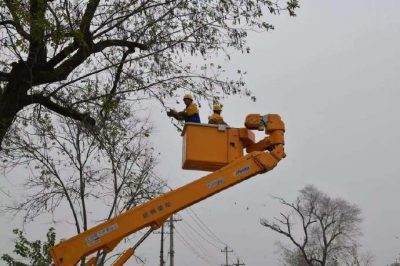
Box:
1 0 400 265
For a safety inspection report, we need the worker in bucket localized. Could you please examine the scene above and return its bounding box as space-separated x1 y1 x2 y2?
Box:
167 94 201 123
208 104 227 125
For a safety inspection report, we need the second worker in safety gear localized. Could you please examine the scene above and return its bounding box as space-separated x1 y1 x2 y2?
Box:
167 94 201 123
208 104 227 125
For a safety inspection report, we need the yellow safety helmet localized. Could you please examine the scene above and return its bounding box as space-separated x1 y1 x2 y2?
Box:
183 94 193 100
213 104 222 111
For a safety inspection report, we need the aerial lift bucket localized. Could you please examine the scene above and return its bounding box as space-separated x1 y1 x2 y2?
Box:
181 123 256 171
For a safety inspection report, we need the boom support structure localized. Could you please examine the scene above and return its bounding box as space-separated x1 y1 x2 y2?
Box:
49 114 285 266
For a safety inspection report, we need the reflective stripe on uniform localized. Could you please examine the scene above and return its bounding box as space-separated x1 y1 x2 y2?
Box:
186 103 199 116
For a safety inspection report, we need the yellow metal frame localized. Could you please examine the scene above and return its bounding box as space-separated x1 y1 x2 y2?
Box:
49 114 285 266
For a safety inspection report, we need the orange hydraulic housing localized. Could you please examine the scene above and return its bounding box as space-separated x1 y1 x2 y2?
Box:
182 123 256 171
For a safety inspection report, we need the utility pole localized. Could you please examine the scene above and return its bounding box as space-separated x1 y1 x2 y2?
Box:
233 258 245 266
169 216 174 266
221 245 233 266
159 224 165 266
168 214 182 266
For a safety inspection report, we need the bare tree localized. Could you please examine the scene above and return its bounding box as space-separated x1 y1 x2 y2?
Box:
261 185 369 266
342 244 374 266
279 244 373 266
0 0 299 149
1 102 165 264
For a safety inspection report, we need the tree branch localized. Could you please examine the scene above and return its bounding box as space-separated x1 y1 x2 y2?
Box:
0 20 29 39
2 1 31 39
91 0 170 38
111 51 130 95
26 94 95 126
80 0 100 37
45 42 80 69
63 0 74 31
261 216 302 251
327 228 342 248
28 0 47 65
292 199 317 249
310 257 324 265
46 2 63 37
92 40 148 53
35 40 148 85
0 71 10 82
100 50 130 118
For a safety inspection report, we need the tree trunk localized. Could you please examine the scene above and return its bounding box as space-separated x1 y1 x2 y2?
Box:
0 62 30 149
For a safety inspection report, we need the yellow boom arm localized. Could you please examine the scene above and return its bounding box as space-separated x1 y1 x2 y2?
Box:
49 114 285 266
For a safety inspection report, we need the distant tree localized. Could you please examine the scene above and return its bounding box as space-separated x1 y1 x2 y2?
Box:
1 227 55 266
0 0 299 149
278 247 308 266
388 258 400 266
280 246 373 266
1 102 165 264
342 244 374 266
261 185 370 266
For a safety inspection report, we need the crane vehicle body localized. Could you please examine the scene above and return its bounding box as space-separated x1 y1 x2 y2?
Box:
49 113 286 266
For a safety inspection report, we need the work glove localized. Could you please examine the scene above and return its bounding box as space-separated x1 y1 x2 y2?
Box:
167 109 176 117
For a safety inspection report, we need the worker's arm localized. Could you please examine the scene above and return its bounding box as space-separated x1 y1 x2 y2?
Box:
168 104 198 120
167 109 185 120
50 114 285 266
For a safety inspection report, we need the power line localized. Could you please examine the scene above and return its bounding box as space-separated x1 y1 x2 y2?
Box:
181 219 222 249
178 221 220 264
174 228 215 266
185 209 232 262
186 208 226 245
175 228 215 265
188 208 226 244
178 220 219 262
186 208 244 262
